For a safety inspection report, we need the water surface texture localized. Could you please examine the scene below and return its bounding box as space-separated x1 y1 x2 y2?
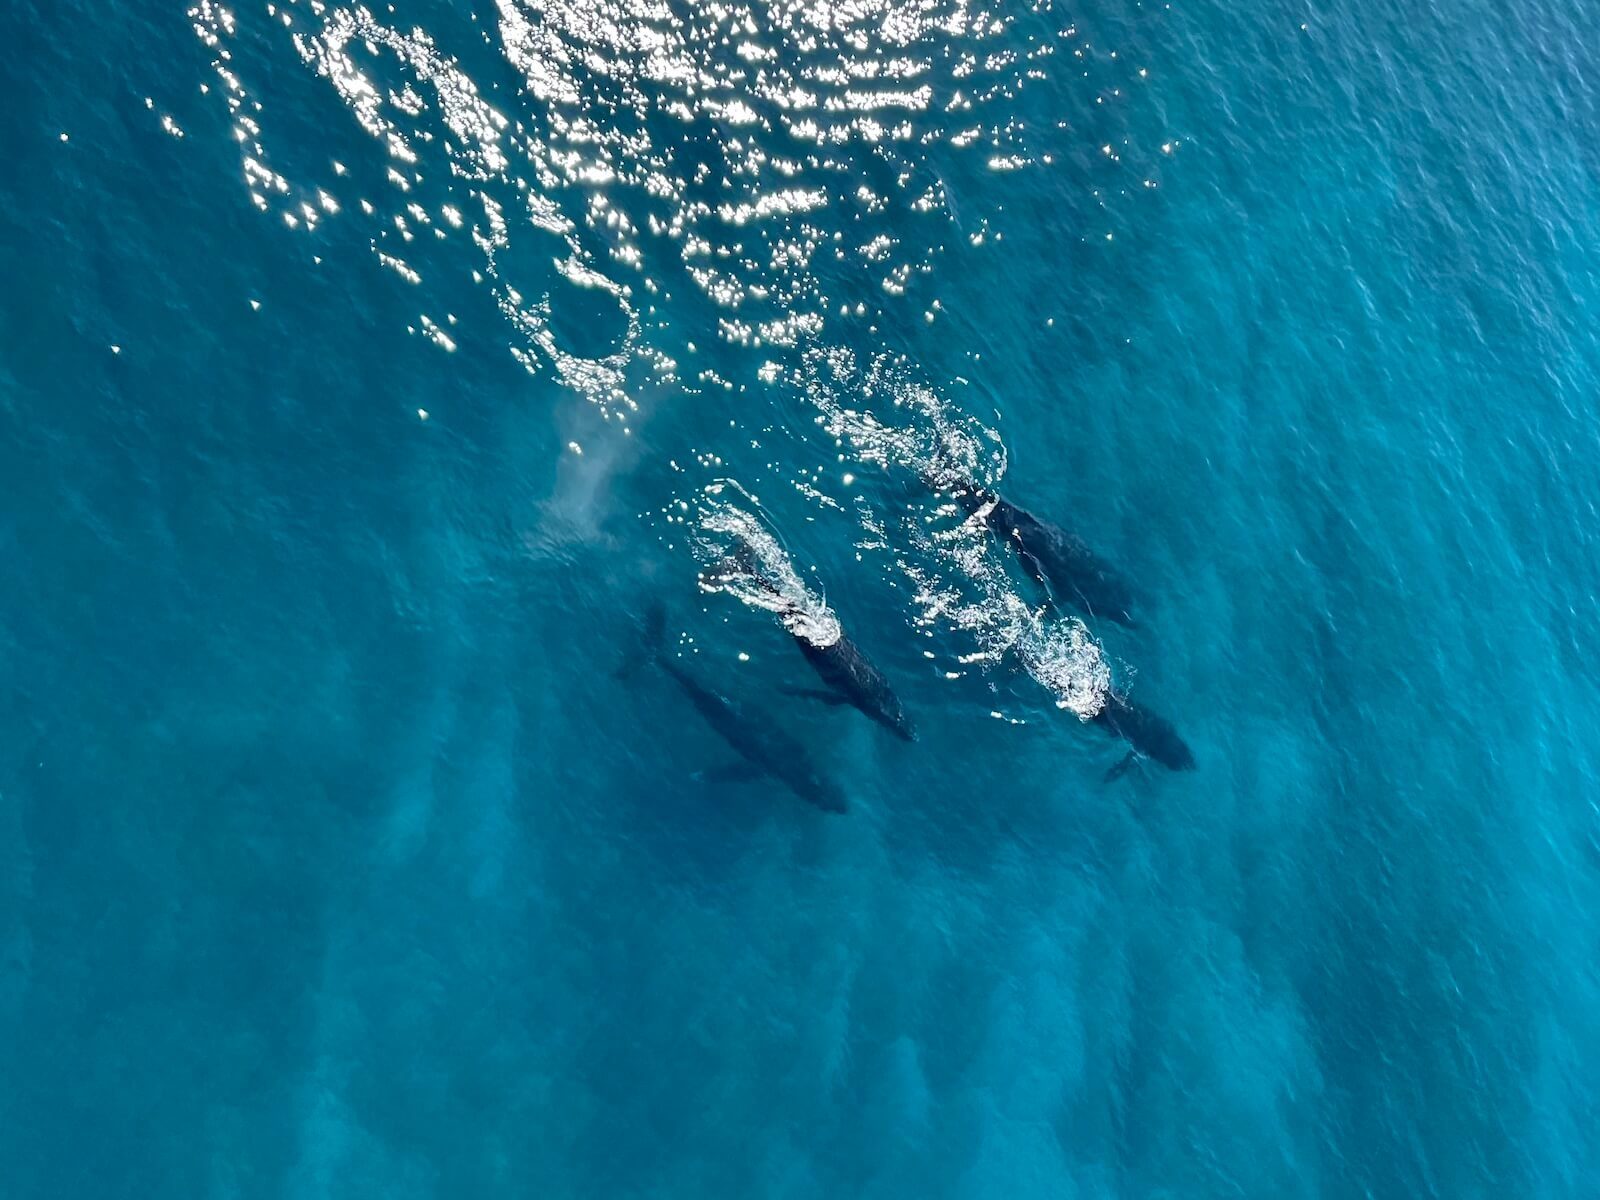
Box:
3 0 1599 1195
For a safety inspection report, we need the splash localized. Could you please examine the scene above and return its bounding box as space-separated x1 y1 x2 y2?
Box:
800 345 1006 485
187 0 1148 711
695 491 843 649
798 347 1109 717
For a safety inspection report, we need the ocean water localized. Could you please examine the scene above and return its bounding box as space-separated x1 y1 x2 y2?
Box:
3 0 1599 1194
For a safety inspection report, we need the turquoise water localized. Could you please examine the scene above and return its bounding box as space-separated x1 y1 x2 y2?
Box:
4 0 1599 1194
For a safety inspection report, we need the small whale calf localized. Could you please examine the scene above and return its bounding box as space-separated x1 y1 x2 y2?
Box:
630 605 849 814
945 479 1139 627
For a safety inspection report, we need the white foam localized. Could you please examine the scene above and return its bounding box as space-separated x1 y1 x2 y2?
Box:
695 493 842 649
799 347 1109 717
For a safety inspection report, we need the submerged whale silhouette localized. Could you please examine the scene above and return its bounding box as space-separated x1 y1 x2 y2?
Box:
629 605 848 813
702 546 916 742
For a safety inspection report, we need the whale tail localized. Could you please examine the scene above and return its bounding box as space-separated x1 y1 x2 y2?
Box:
615 602 668 679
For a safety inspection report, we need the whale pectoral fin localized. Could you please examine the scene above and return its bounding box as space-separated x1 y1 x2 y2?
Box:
1014 545 1053 593
778 686 852 708
704 762 765 785
1103 751 1141 783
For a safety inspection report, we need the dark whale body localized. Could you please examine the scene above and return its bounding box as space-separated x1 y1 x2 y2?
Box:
789 631 916 741
1091 690 1196 772
704 548 915 741
952 485 1138 626
637 607 848 813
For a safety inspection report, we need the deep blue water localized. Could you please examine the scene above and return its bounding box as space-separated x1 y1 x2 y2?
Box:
4 0 1600 1195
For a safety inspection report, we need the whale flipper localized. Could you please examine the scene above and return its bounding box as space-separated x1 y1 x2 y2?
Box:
779 686 853 708
1103 750 1141 782
1014 543 1051 594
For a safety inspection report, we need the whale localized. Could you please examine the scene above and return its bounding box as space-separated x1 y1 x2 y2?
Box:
1090 689 1195 772
702 548 916 741
628 605 849 813
944 480 1138 626
779 631 917 742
